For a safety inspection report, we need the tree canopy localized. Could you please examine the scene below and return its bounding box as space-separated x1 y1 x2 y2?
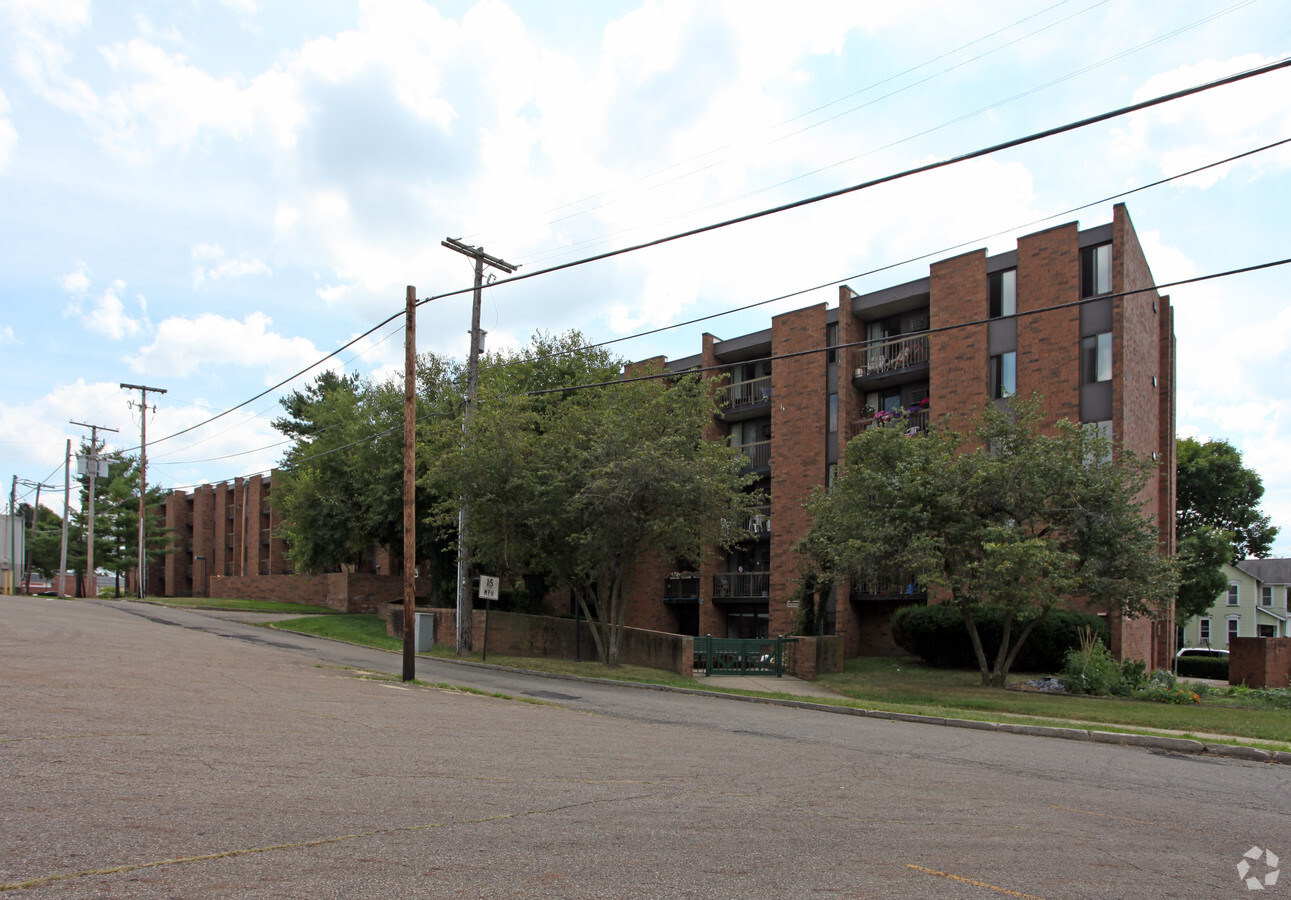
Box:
271 359 458 594
1174 438 1278 622
801 397 1176 687
436 332 759 665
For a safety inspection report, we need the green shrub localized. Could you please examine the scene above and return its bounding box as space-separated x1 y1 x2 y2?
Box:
1060 630 1125 695
1176 656 1229 680
1140 684 1201 704
890 604 1109 672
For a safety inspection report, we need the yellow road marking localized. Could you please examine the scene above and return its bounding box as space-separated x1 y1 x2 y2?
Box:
907 864 1046 899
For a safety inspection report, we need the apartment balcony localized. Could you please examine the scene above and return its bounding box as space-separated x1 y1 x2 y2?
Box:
850 406 930 440
741 504 771 537
849 572 926 603
718 375 772 421
664 573 701 603
713 570 770 601
851 334 930 389
733 440 771 470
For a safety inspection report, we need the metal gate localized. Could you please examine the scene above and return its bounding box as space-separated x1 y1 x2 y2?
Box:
696 634 794 676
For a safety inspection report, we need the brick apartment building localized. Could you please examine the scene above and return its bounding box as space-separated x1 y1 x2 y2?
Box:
620 203 1176 668
146 203 1175 667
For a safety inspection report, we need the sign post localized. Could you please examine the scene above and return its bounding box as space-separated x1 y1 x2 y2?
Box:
479 575 499 662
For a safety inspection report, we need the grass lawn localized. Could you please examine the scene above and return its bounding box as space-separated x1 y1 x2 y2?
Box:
270 615 1290 748
816 657 1291 746
274 614 402 651
139 596 342 615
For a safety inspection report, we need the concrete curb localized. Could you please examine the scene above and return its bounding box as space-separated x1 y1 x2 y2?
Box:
406 653 1290 767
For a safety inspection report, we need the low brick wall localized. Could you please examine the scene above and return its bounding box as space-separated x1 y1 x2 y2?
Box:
211 574 329 606
386 607 695 677
211 572 427 613
1229 637 1291 688
784 635 844 679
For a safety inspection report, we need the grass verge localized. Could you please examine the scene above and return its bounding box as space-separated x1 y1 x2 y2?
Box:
816 657 1291 746
137 596 342 615
273 615 1289 748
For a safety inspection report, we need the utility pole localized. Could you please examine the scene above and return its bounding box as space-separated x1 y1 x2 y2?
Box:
121 383 166 599
18 479 55 594
441 238 517 655
402 285 417 682
71 421 118 598
59 439 70 597
7 476 15 594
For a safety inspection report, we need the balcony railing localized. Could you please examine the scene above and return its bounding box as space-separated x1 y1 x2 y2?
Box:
719 375 772 410
852 334 930 379
664 574 701 600
850 407 930 439
733 440 771 468
741 504 771 536
850 572 925 601
713 571 770 599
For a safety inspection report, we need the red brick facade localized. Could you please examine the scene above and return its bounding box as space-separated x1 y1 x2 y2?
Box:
623 205 1175 665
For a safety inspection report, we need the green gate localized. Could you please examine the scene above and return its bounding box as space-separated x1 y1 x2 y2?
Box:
696 634 794 676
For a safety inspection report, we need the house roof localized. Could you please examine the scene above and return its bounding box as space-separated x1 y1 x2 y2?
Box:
1235 558 1291 585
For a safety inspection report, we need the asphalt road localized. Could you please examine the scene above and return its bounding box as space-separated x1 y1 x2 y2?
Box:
2 595 1287 899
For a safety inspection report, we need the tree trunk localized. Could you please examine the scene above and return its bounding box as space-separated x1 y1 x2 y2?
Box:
959 603 995 687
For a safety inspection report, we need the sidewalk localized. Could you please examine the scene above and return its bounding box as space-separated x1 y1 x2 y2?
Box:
694 673 842 698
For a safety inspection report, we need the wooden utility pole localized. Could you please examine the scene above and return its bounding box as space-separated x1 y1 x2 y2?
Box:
440 238 517 655
71 421 118 598
59 439 70 596
120 384 166 598
402 285 417 682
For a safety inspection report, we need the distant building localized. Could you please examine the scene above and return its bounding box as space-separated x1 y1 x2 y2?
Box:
1181 559 1291 649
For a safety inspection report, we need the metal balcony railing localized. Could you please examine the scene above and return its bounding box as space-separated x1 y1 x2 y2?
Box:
849 572 925 601
852 334 929 378
712 570 770 599
733 440 771 468
664 574 701 600
719 375 772 410
851 407 930 439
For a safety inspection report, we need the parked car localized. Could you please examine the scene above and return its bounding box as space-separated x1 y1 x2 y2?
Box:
1176 647 1229 660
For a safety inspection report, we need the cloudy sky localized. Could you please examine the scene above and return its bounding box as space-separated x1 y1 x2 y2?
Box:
2 0 1290 553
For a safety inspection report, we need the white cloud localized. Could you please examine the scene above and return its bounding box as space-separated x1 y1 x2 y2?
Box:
190 243 272 287
64 279 147 340
0 325 16 344
129 311 329 382
1112 54 1291 188
0 88 15 174
57 261 91 296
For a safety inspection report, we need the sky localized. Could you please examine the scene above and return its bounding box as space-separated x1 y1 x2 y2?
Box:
2 0 1290 554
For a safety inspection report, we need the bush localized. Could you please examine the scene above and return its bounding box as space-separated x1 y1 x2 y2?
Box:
890 604 1109 672
1060 631 1125 695
1176 656 1229 680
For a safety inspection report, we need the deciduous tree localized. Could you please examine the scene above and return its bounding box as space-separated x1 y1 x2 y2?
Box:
802 398 1176 687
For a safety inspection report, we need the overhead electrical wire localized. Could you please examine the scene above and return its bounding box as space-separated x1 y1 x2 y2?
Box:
503 0 1258 268
143 253 1291 496
469 0 1107 252
74 55 1291 471
139 132 1286 479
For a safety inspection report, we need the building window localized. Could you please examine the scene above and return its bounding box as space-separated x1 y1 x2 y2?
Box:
989 352 1016 399
825 322 839 364
1081 243 1112 297
1261 586 1272 607
1259 624 1277 637
1199 618 1211 643
827 393 838 433
989 269 1016 318
1081 332 1112 384
1227 583 1239 606
1227 616 1240 642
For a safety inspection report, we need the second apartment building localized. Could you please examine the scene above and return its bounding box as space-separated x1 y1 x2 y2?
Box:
623 203 1176 668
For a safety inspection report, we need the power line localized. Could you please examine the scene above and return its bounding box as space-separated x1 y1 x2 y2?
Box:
119 55 1291 467
524 257 1291 397
116 132 1291 486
